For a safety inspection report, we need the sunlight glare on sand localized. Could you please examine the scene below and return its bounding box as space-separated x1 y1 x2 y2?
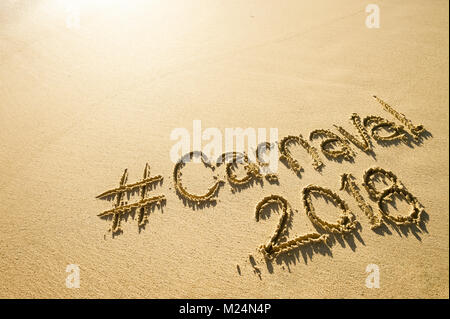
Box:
57 0 130 9
54 0 166 13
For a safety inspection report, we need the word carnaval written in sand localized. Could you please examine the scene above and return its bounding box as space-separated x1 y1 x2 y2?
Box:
96 96 429 257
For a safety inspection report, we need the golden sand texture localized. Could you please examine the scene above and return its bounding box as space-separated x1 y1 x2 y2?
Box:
0 0 448 298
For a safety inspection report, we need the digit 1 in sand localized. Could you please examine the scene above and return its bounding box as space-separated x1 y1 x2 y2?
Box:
340 173 383 229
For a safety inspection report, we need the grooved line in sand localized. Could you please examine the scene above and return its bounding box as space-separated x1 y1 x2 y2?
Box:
97 163 165 233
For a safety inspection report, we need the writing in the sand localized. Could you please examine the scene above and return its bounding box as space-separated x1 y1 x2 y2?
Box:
96 96 429 258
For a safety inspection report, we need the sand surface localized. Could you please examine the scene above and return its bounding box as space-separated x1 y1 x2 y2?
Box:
0 0 448 298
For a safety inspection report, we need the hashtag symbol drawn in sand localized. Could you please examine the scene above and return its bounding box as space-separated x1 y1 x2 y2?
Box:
96 163 166 233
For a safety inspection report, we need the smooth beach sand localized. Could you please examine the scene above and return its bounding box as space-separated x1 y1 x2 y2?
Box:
0 0 448 298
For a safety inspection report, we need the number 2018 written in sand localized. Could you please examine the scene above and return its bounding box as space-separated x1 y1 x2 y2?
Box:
96 96 428 257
